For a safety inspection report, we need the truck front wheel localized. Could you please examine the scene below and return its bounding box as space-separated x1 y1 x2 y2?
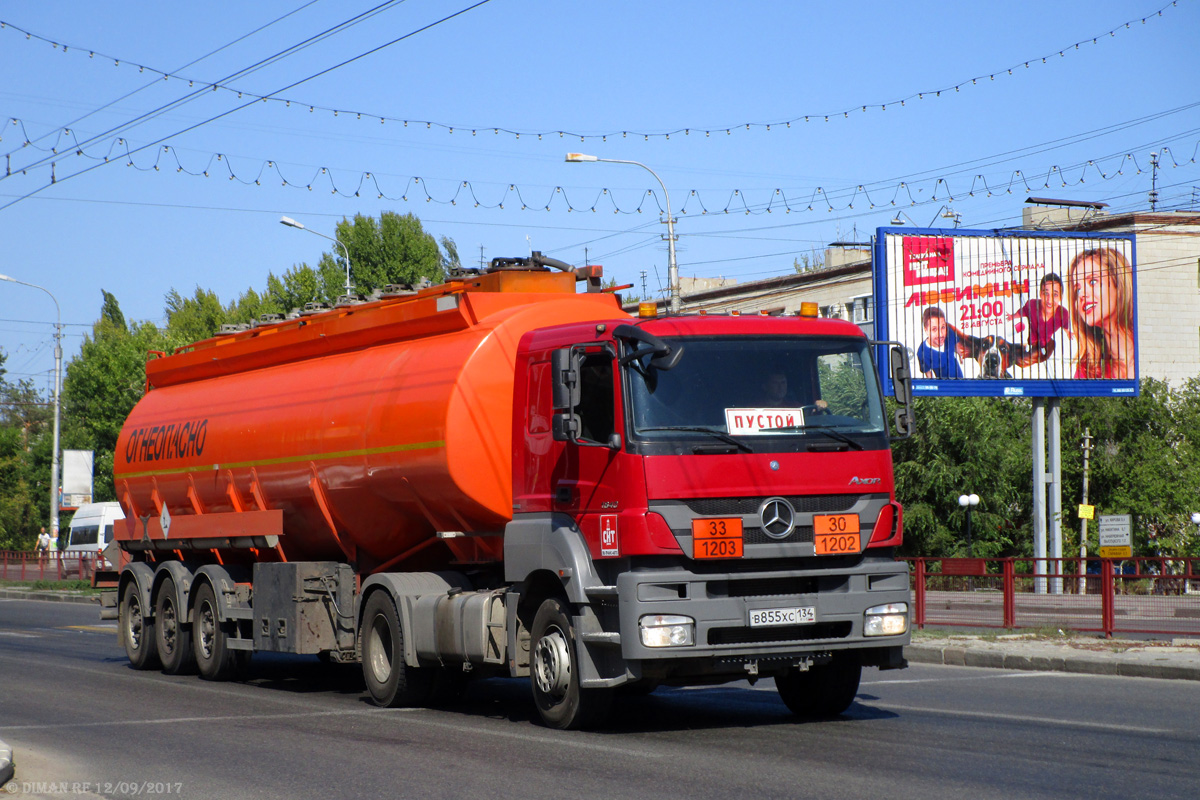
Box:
775 652 861 718
120 582 159 670
155 577 194 675
530 597 612 730
360 592 433 708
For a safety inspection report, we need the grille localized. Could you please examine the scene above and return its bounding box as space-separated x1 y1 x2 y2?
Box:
684 495 859 516
707 621 852 646
718 577 818 598
743 525 815 545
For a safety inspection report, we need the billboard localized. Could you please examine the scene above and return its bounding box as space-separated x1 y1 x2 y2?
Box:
874 228 1138 397
60 449 94 510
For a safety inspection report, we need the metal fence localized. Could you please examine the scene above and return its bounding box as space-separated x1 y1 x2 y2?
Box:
0 550 101 582
908 557 1200 638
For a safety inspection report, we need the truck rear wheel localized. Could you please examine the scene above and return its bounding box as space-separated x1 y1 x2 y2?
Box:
360 592 433 708
530 597 612 730
120 582 159 670
775 652 861 718
192 583 242 681
155 577 194 675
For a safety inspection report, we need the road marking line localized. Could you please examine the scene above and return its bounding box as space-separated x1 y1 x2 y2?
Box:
861 671 1077 686
61 624 117 633
863 702 1171 734
0 706 658 757
0 630 39 638
0 708 417 732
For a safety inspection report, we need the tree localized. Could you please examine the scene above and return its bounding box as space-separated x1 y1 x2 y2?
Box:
334 212 445 293
62 293 169 501
164 287 226 347
0 354 44 547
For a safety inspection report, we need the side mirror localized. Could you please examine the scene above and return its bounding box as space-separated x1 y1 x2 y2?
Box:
552 412 581 442
551 348 581 411
889 345 914 439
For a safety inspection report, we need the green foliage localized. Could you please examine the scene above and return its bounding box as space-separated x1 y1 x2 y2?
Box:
164 287 226 346
335 211 445 293
62 295 169 502
892 380 1200 560
893 397 1031 558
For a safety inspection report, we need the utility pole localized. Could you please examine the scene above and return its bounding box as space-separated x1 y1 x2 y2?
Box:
640 270 648 300
1149 152 1160 212
479 245 485 271
1079 427 1093 594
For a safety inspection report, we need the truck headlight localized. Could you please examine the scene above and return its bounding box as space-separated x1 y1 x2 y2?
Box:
864 603 908 637
639 614 695 647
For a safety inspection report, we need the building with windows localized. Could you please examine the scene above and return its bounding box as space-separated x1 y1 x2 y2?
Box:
628 208 1200 385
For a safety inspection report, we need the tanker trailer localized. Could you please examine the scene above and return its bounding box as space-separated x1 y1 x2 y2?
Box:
101 254 915 730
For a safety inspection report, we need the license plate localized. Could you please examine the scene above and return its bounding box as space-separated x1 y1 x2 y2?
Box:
813 514 862 555
749 606 815 627
692 517 743 559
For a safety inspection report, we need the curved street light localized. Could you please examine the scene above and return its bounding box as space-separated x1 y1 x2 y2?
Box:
0 274 62 543
565 153 680 314
280 216 353 296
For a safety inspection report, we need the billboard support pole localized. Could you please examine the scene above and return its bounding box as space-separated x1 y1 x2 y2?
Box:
1048 399 1063 595
1032 399 1048 594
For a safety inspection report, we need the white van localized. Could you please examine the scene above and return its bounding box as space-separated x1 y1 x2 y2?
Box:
65 502 125 568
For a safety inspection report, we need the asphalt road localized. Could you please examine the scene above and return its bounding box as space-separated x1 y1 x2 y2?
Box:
2 598 1198 800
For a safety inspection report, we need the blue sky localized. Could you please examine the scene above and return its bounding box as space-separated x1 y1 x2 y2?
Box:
1 0 1197 388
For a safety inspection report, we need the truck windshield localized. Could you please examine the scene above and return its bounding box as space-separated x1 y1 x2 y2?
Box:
625 335 887 451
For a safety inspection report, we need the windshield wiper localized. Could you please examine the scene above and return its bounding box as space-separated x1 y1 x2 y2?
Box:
758 424 864 450
638 426 754 453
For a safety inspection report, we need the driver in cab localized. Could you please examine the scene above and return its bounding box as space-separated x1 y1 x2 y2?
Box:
761 370 826 413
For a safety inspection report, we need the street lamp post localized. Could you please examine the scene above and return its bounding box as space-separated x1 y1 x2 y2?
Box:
565 153 680 314
0 274 62 545
958 493 980 557
280 216 353 296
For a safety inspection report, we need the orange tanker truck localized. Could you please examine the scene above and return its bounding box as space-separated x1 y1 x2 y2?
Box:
99 253 915 729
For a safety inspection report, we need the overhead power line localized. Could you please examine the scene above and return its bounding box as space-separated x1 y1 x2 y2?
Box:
4 129 1193 217
0 0 495 213
0 0 324 160
0 0 1182 143
0 0 410 181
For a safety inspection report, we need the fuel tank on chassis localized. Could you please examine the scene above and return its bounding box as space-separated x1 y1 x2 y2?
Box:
113 283 623 571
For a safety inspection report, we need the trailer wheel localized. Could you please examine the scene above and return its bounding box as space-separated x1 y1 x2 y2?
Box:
530 597 612 730
360 592 433 708
120 581 159 670
775 652 861 718
155 577 194 675
192 583 241 681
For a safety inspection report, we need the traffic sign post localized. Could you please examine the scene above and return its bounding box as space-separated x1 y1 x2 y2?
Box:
1098 514 1132 559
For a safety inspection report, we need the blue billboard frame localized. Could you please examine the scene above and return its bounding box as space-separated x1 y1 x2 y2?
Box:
873 227 1138 398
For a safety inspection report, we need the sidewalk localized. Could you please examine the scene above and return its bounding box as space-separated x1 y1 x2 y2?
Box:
0 588 98 605
906 631 1200 681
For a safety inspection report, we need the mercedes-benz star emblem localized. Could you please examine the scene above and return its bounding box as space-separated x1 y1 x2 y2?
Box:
759 497 796 539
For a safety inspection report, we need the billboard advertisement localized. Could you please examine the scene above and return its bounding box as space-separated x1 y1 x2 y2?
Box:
60 449 94 510
874 228 1138 398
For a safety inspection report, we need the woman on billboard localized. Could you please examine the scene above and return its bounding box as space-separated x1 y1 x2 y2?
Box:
1068 248 1134 379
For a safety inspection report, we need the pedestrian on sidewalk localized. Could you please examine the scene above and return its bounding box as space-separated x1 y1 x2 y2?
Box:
36 527 50 558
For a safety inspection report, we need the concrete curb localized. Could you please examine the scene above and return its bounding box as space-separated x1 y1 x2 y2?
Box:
0 588 99 604
0 738 14 789
905 642 1200 682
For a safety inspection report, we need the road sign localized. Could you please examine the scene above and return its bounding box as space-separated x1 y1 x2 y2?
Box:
1098 514 1132 558
1078 504 1095 520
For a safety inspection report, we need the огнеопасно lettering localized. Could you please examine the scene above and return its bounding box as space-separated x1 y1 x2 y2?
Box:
124 419 208 464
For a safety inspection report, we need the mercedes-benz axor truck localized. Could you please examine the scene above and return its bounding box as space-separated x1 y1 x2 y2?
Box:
100 253 914 729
